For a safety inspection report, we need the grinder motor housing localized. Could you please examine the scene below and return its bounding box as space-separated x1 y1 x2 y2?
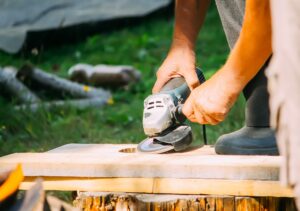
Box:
143 68 206 137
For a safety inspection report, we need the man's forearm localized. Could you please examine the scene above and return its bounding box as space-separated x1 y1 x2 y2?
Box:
221 0 272 91
172 0 211 50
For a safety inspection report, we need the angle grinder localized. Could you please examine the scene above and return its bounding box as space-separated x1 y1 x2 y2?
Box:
137 68 206 153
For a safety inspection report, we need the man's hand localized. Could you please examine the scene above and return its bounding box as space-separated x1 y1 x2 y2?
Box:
182 68 241 125
152 0 210 93
152 46 200 93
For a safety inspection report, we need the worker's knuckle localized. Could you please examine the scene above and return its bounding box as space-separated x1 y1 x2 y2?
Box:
186 114 196 122
209 105 227 117
210 120 219 125
217 109 227 117
217 115 226 122
197 119 205 124
195 114 205 125
189 117 197 123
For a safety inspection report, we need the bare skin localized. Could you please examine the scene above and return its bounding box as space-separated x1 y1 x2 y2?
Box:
153 0 272 125
152 0 211 93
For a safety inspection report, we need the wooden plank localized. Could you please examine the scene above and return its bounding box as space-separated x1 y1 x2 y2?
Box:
19 177 294 197
0 144 281 181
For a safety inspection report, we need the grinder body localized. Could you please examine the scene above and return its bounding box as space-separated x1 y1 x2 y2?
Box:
138 68 205 153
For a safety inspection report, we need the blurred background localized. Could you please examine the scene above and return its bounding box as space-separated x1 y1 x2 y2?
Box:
0 0 244 158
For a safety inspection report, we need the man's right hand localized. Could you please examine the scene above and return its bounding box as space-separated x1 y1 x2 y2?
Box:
152 45 200 93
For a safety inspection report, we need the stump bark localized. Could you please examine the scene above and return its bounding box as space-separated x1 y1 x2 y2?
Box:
73 192 297 211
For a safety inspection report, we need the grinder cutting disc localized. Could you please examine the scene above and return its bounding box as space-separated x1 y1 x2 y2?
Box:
137 125 193 153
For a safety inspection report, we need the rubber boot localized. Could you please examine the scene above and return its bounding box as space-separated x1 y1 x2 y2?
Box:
215 62 279 155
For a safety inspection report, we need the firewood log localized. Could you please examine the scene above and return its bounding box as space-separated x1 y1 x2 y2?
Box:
0 67 40 103
68 64 141 87
17 65 111 100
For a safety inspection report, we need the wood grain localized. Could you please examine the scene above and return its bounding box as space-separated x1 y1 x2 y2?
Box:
0 144 293 197
19 177 293 197
0 144 280 180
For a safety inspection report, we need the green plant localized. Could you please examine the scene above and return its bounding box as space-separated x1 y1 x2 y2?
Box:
0 4 244 156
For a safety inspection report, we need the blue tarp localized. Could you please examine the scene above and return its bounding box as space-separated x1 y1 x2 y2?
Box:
0 0 171 53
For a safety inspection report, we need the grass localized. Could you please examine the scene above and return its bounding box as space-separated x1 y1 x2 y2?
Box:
0 3 245 157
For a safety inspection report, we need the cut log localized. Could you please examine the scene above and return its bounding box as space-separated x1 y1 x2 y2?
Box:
16 65 111 100
73 192 297 211
68 64 141 87
0 67 40 103
15 98 110 112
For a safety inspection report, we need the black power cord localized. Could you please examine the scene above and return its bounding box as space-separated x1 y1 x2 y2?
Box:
202 124 207 145
195 68 207 145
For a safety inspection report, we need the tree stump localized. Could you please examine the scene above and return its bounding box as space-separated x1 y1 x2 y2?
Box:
73 192 297 211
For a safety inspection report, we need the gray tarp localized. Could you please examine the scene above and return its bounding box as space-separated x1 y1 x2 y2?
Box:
0 0 171 54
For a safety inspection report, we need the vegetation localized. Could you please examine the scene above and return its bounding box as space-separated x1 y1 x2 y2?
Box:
0 4 245 157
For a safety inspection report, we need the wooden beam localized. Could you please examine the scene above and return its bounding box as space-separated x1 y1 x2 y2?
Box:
0 144 281 181
1 144 291 197
20 177 294 197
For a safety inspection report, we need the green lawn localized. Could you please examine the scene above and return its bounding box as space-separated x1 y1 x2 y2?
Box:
0 3 245 157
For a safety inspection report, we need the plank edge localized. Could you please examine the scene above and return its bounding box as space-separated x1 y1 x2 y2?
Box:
20 177 294 197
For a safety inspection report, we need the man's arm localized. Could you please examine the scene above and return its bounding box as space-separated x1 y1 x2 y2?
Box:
183 0 272 125
172 0 210 50
220 0 272 90
152 0 211 93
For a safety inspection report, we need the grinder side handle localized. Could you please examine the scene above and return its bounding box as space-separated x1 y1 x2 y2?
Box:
160 68 205 123
160 67 205 104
